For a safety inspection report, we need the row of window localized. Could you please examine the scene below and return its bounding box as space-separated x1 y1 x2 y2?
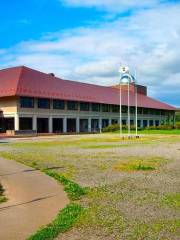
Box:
19 97 168 115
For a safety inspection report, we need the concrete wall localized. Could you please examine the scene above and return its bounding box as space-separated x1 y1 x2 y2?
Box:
0 96 18 115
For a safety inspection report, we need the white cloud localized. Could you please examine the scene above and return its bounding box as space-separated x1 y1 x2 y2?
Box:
60 0 160 12
0 2 180 106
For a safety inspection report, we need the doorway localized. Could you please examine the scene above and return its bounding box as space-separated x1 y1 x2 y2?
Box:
53 118 63 133
67 118 76 133
37 118 49 133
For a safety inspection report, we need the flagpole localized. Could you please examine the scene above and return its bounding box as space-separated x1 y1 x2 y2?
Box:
120 74 122 138
135 68 138 137
128 76 130 138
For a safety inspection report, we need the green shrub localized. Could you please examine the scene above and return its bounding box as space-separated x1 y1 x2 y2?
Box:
102 124 141 132
175 123 180 129
145 125 174 130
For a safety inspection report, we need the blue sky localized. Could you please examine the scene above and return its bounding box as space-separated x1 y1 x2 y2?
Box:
0 0 180 106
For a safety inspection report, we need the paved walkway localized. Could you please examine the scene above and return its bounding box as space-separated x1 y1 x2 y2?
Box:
0 158 69 240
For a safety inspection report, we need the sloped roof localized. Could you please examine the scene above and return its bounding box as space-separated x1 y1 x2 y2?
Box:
0 66 176 110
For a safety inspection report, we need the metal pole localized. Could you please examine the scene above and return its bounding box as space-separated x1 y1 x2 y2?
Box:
128 77 130 137
135 69 138 137
120 74 122 137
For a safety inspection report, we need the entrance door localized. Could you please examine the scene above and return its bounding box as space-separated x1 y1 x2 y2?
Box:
37 118 49 133
53 118 63 133
5 118 14 130
102 119 109 128
80 119 88 132
67 118 76 133
143 120 148 128
91 119 99 132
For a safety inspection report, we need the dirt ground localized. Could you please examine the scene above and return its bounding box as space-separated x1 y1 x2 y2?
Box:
0 133 179 240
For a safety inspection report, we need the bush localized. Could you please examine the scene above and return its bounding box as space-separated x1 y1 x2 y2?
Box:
146 125 175 130
175 123 180 129
102 124 141 132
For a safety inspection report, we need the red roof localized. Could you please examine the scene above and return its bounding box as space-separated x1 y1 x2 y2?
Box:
0 66 176 110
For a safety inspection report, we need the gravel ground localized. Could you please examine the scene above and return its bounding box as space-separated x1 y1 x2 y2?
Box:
0 134 179 240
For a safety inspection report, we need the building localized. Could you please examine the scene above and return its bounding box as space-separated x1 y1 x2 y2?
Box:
0 66 176 134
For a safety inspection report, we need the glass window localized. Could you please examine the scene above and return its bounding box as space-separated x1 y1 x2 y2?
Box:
112 105 119 113
102 104 110 112
143 108 149 114
53 99 65 110
67 101 78 110
20 97 34 108
137 108 143 114
130 107 135 114
155 109 161 115
122 106 127 113
92 103 100 112
80 102 90 111
38 98 50 109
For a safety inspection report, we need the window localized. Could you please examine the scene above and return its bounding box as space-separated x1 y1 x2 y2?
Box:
122 106 127 113
149 120 154 126
20 97 34 108
38 98 50 109
53 99 65 110
112 119 118 125
80 102 90 111
155 109 161 115
19 118 32 130
130 107 135 114
102 104 110 112
137 108 143 114
143 108 149 114
67 101 78 110
155 120 160 126
112 105 119 113
92 103 100 112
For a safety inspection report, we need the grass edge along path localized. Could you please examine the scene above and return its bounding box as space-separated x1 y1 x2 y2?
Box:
27 170 88 240
0 183 7 204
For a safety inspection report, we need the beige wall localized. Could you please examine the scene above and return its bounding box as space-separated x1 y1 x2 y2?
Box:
0 96 18 115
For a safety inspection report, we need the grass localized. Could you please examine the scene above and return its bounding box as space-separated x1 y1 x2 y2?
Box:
113 156 165 172
27 171 87 239
162 193 180 209
114 129 180 135
0 184 7 204
44 170 88 201
28 203 84 240
0 133 179 239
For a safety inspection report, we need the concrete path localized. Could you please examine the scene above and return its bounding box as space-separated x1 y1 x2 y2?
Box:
0 158 69 240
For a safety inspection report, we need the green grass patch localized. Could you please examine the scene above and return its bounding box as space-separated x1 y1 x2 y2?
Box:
0 184 7 204
44 170 88 201
162 193 180 208
28 203 84 240
130 219 180 240
113 156 165 172
114 129 180 135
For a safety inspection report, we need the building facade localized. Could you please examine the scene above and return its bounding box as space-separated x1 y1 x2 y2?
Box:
0 66 176 134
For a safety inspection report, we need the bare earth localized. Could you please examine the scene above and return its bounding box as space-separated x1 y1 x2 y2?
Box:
0 157 69 240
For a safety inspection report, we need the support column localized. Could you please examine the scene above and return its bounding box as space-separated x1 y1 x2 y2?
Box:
140 120 143 128
99 118 102 133
76 117 80 133
88 118 91 132
109 118 112 126
14 113 19 131
147 120 150 127
63 117 67 133
49 116 53 133
33 115 37 131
